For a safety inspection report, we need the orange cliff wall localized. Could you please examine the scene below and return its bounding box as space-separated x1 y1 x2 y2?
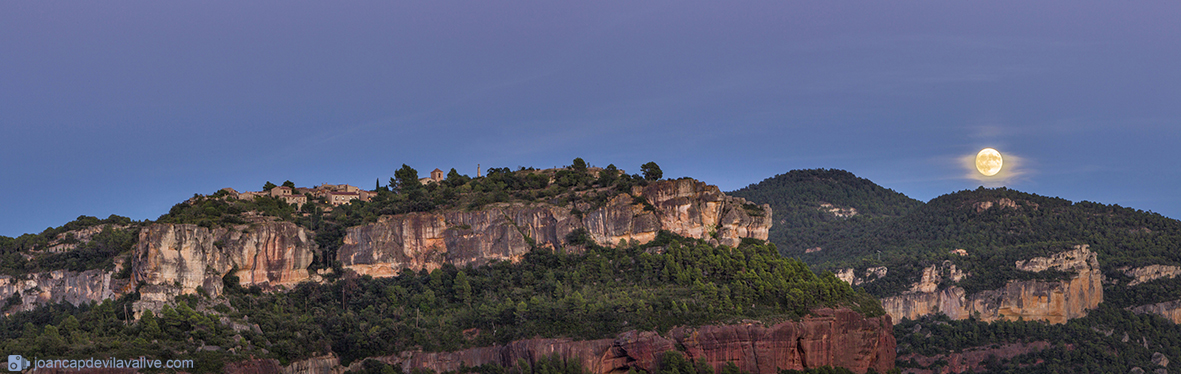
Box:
336 179 772 277
880 245 1103 324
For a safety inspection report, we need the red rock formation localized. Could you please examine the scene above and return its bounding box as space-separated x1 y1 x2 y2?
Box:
228 309 891 374
898 341 1052 374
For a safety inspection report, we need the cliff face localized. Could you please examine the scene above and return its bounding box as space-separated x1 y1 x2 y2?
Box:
897 341 1052 374
1130 300 1181 324
224 309 892 374
881 245 1103 324
0 269 127 313
1121 265 1181 286
131 222 315 312
836 267 888 286
339 179 772 276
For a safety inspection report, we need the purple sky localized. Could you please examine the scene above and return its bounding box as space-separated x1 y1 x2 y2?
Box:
2 1 1179 237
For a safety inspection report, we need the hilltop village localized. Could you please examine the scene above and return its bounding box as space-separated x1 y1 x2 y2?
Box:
209 168 458 209
203 164 627 211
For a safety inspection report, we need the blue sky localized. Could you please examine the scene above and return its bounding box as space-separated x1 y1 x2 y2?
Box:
2 1 1178 237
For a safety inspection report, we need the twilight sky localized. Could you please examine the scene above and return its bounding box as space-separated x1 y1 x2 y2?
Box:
2 1 1179 237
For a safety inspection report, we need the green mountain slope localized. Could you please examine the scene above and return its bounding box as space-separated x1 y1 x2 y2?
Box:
732 170 1181 300
728 169 922 258
733 169 1181 373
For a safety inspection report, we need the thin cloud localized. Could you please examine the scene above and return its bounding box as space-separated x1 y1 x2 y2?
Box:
960 150 1030 187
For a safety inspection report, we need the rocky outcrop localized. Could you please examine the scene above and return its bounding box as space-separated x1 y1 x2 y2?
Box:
898 341 1052 374
226 309 892 374
225 355 344 374
131 222 315 313
836 267 888 286
1121 265 1181 286
339 179 771 276
0 269 128 313
1130 300 1181 324
882 245 1102 324
973 198 1022 213
45 224 129 252
819 203 858 218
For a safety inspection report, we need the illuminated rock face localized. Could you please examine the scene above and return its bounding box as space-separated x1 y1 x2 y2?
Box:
0 269 126 313
131 222 315 313
338 179 772 276
1121 264 1181 286
224 309 894 374
882 245 1103 324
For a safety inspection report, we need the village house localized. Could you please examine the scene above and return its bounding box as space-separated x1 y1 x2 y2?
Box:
280 194 308 208
263 186 308 208
269 186 292 197
312 184 373 204
211 182 374 209
327 191 360 206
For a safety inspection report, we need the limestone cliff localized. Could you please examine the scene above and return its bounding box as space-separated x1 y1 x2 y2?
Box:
338 179 772 276
1130 300 1181 324
131 222 315 313
1121 265 1181 286
836 266 888 286
881 245 1102 324
223 309 893 374
0 269 128 313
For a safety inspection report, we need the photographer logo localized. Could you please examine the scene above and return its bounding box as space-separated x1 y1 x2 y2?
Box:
7 355 30 372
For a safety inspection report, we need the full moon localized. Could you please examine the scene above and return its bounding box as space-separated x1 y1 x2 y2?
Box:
976 148 1003 176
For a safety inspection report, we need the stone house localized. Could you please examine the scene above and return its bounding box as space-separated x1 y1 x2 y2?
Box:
280 194 308 209
317 184 361 193
269 186 292 197
327 191 360 206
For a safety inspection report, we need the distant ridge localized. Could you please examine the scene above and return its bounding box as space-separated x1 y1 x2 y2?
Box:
728 168 922 258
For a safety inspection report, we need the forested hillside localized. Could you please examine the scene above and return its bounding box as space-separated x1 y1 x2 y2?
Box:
732 169 1181 373
728 169 922 259
731 170 1181 299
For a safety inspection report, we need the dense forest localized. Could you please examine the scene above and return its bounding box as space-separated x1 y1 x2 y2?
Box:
728 169 922 259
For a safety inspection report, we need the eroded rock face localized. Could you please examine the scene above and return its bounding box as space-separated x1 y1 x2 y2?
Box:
339 179 772 276
836 267 888 286
897 341 1052 374
882 245 1102 324
973 198 1029 213
1121 265 1181 286
0 269 127 313
132 222 315 313
1130 300 1181 324
228 308 891 374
